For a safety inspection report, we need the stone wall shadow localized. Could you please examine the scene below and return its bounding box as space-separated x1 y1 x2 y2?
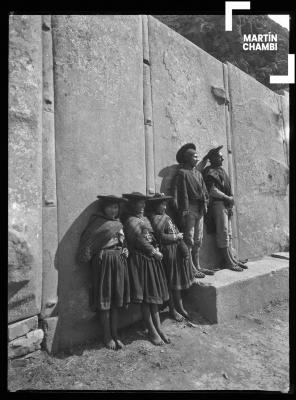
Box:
53 201 101 353
158 165 222 269
53 200 142 354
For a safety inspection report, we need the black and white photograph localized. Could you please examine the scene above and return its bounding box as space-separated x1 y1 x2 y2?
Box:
7 9 293 392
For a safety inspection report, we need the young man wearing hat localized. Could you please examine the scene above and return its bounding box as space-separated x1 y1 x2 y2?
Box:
202 146 248 271
173 143 215 278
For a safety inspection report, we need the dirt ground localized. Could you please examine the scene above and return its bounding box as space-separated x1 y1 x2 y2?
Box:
8 299 289 392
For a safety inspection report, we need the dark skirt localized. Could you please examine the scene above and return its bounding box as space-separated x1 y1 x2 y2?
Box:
128 251 169 305
162 243 195 291
90 248 130 311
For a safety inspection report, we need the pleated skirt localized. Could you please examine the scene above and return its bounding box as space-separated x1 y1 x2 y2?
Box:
128 251 169 305
162 243 195 291
90 248 130 311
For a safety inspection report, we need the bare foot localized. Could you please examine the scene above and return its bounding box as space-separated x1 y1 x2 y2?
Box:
147 331 164 346
115 339 125 350
170 309 184 322
158 330 171 344
177 307 193 322
104 337 117 350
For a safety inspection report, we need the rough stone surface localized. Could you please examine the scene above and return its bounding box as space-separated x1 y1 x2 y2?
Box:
148 16 229 267
8 329 44 359
8 316 38 341
8 15 43 323
185 256 289 323
227 63 289 260
280 91 289 165
51 15 145 349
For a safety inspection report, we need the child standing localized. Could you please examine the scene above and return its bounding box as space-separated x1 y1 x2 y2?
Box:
122 192 170 346
77 195 130 350
147 193 195 322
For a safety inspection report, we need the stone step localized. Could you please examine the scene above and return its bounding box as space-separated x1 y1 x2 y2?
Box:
184 256 289 323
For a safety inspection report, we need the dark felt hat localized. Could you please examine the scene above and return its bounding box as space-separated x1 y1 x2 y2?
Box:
122 192 152 201
176 143 196 164
207 145 223 159
97 195 127 203
146 193 173 202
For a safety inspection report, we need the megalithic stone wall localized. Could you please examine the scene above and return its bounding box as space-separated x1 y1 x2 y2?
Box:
51 15 146 349
8 15 43 324
146 16 234 267
227 63 289 259
8 15 289 354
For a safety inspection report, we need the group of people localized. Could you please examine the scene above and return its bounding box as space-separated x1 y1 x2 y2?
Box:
77 144 248 350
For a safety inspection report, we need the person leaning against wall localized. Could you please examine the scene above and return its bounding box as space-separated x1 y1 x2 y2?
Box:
172 143 215 279
202 146 248 271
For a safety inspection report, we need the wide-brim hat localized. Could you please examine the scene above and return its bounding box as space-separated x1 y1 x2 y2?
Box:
176 143 196 164
122 192 152 201
97 195 128 204
207 145 223 159
146 193 173 202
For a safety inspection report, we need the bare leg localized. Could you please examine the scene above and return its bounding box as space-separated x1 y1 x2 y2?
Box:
100 310 116 350
173 289 192 320
193 247 215 275
142 303 164 346
150 304 171 344
221 247 243 271
110 308 125 349
168 289 184 322
191 247 205 278
228 247 248 269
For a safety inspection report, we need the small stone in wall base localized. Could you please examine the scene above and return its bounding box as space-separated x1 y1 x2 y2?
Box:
8 329 44 359
8 316 38 341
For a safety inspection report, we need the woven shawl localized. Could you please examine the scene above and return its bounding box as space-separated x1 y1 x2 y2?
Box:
77 212 122 263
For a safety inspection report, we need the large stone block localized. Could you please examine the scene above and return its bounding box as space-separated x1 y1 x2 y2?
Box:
8 15 43 323
185 256 289 323
227 63 289 259
51 15 145 350
147 16 229 267
8 329 44 359
8 316 38 341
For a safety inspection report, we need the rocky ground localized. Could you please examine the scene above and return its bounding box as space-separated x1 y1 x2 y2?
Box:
8 299 289 392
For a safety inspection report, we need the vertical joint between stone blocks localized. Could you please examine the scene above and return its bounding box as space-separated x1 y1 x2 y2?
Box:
41 15 59 323
223 63 240 255
142 15 155 195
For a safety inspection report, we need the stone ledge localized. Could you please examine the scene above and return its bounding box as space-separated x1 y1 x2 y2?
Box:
184 256 289 323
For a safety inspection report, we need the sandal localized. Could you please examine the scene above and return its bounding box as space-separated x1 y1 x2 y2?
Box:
228 264 243 272
194 270 206 278
200 268 215 275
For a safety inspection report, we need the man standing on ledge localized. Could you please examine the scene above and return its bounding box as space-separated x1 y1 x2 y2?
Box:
173 143 215 279
202 145 248 272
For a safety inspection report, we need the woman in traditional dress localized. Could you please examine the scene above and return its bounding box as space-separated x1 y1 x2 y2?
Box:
77 195 130 350
122 192 170 346
147 193 195 322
